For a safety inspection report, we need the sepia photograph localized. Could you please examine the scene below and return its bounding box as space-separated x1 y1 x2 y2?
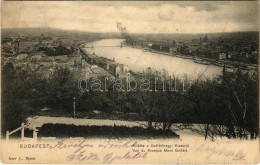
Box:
1 1 259 164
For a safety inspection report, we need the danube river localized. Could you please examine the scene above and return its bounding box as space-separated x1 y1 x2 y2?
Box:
84 39 223 78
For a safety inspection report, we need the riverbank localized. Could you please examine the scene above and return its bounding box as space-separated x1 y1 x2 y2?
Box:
127 44 258 72
80 43 131 78
81 39 223 78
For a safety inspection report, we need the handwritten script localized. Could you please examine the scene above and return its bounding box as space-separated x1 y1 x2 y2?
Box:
196 144 246 160
49 139 147 163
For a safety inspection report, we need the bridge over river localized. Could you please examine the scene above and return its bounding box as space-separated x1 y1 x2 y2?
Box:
83 42 124 48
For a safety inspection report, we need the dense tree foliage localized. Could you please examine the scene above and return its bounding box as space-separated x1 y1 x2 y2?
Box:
44 45 73 56
1 63 258 140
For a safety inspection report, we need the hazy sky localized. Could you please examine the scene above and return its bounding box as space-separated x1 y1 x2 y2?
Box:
2 1 259 34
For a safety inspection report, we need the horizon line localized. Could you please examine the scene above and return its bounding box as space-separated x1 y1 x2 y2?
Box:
2 27 259 35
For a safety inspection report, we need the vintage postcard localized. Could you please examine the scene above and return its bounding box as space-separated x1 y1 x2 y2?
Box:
1 1 259 164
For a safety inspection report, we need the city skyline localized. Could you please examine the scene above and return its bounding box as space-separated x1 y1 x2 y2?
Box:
2 1 259 34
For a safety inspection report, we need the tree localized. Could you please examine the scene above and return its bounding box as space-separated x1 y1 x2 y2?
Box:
219 69 258 139
1 63 33 134
45 67 78 112
186 69 259 140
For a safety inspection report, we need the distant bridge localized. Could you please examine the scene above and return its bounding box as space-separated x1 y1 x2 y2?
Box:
84 43 125 48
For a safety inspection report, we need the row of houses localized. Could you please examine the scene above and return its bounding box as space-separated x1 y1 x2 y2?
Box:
81 49 129 77
16 53 69 62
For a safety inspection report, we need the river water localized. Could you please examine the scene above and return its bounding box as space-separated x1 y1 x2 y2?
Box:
84 39 223 79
